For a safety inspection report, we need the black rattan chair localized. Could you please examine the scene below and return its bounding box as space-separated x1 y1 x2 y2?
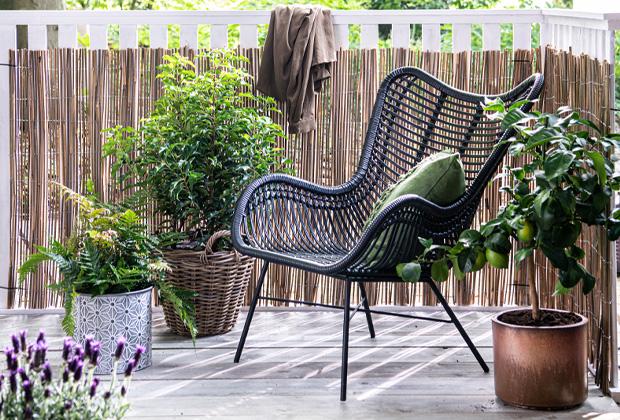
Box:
232 67 544 401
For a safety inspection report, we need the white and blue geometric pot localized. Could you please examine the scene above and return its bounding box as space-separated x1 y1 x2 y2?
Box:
73 287 152 374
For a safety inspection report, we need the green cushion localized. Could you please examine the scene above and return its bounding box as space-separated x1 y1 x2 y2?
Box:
364 151 466 264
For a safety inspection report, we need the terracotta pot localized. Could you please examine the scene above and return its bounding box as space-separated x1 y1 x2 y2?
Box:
492 308 588 409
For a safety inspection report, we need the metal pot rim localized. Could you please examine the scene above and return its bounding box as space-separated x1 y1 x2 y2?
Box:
76 286 153 299
492 308 588 330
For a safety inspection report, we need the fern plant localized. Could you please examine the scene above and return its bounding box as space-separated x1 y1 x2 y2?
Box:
18 182 197 338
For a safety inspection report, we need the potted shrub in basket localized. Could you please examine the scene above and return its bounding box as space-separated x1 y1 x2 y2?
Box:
104 50 288 336
396 100 620 409
18 183 196 374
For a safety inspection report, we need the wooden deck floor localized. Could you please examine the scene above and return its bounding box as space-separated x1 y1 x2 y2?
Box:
2 308 619 419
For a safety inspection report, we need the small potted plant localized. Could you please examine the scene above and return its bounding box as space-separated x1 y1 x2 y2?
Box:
1 329 141 418
18 183 196 374
104 50 289 336
397 101 620 409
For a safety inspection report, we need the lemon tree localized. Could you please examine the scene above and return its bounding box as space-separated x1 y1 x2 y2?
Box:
397 99 620 321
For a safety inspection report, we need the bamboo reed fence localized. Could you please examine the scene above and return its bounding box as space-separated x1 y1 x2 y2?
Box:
7 46 615 391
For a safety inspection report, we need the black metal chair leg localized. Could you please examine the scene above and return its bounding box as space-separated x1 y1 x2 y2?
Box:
234 261 269 363
427 281 489 373
340 281 352 401
357 282 375 339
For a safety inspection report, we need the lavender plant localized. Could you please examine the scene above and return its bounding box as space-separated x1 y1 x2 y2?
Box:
1 330 140 419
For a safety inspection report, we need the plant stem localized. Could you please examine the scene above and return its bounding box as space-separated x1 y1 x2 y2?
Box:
527 254 540 321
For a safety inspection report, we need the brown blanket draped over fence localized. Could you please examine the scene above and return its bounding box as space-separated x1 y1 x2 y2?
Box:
8 47 615 392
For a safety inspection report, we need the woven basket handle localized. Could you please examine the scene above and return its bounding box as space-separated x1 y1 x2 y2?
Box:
203 230 240 264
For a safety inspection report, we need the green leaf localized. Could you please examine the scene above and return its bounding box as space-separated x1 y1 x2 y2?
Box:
449 255 466 281
400 262 422 282
585 150 607 186
62 290 76 336
418 237 433 249
457 247 479 273
553 281 571 296
514 247 533 267
524 128 558 150
541 244 569 270
501 108 528 130
431 260 449 282
582 271 596 294
484 232 512 254
533 190 551 219
458 229 483 245
543 150 575 181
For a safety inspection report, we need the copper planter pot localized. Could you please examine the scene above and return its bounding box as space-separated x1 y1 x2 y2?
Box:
492 308 588 409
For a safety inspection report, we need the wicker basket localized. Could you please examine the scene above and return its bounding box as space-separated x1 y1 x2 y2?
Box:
161 230 254 337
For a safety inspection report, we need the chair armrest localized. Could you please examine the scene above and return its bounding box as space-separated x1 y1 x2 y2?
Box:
232 173 362 252
342 193 478 271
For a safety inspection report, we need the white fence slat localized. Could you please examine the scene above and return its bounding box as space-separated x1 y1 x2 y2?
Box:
422 24 441 52
119 24 138 49
239 24 257 48
150 24 168 48
360 24 378 49
179 24 197 50
604 29 613 62
392 24 410 48
513 23 531 51
559 25 570 51
0 25 16 308
89 24 108 50
539 23 551 48
28 25 47 50
452 23 471 52
211 24 228 48
334 24 349 49
58 24 77 48
482 23 501 51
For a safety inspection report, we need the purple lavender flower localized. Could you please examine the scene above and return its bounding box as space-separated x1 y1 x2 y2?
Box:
8 353 17 371
68 357 78 372
115 337 126 360
133 345 145 365
17 367 28 382
62 338 73 361
22 379 32 402
90 343 100 366
84 336 93 359
36 330 45 345
120 385 127 397
103 391 111 400
73 360 84 381
19 330 27 352
62 367 69 383
124 359 135 377
26 344 33 362
63 400 72 411
10 334 19 353
89 377 100 398
41 361 52 382
9 371 16 393
43 387 51 398
73 344 84 361
33 342 47 369
4 347 12 370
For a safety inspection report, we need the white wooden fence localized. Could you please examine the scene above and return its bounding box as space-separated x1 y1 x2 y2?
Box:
0 8 618 308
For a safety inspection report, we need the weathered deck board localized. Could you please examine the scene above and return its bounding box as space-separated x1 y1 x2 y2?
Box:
1 308 618 419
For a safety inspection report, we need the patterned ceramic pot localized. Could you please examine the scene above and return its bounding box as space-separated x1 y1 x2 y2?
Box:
73 287 152 375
